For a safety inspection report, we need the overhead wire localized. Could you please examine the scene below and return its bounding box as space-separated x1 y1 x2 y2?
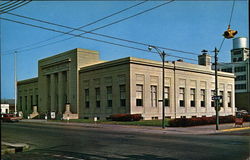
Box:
3 0 148 53
3 7 200 57
0 17 198 62
0 1 31 15
0 1 13 7
2 0 182 56
0 1 18 10
218 0 236 52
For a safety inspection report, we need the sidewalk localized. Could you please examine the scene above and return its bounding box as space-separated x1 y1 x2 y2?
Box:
20 119 250 135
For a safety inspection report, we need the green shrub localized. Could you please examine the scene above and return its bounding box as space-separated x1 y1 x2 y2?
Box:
169 115 235 127
243 115 250 122
109 114 142 121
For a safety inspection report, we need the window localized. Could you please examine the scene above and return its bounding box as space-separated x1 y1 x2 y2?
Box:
200 89 205 107
36 95 39 106
25 96 27 111
221 68 232 73
233 51 241 55
179 88 185 107
107 86 112 107
151 85 157 107
236 75 246 81
235 84 247 90
233 58 237 62
164 87 170 107
85 89 89 108
228 91 232 107
211 90 215 107
238 57 243 61
31 95 33 107
235 66 246 72
95 88 100 108
190 88 195 107
20 96 22 110
136 84 143 106
219 91 224 107
120 85 126 107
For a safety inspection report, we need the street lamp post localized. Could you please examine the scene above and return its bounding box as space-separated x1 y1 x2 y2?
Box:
148 45 166 129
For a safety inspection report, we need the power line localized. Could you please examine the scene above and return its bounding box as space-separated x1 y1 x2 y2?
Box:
228 0 236 27
0 1 12 7
0 1 31 15
4 4 200 57
3 1 178 55
0 1 18 10
0 17 198 62
217 0 236 52
0 1 24 12
3 1 148 53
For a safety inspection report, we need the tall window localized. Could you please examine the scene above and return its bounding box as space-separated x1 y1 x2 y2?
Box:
95 88 100 108
151 85 157 107
120 85 126 107
36 95 39 106
211 90 215 107
179 88 185 107
25 96 27 111
164 87 170 107
227 91 232 107
219 91 224 107
107 86 112 107
31 95 33 107
200 89 205 107
136 84 143 106
20 96 22 110
85 89 89 108
190 88 195 107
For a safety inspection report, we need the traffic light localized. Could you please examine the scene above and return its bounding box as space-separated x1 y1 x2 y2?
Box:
223 26 238 39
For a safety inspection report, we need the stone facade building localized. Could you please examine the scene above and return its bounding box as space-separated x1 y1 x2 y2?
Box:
17 48 235 120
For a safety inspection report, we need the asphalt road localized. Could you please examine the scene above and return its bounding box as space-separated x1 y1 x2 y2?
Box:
1 122 250 160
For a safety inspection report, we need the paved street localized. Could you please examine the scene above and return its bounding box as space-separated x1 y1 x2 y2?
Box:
1 122 250 160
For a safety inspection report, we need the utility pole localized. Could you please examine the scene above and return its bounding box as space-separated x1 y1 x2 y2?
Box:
213 47 219 130
162 51 166 129
14 51 17 115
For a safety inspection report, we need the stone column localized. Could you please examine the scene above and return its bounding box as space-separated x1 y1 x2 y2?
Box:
58 72 64 113
50 73 56 112
66 70 70 104
45 75 50 113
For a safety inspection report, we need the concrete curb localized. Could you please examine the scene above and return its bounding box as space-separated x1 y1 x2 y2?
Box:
19 120 250 135
1 142 29 155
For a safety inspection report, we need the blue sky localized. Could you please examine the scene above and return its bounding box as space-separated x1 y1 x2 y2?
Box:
1 0 249 99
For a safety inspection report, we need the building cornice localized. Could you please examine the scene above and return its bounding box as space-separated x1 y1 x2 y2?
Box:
40 58 71 69
17 77 38 85
79 57 235 78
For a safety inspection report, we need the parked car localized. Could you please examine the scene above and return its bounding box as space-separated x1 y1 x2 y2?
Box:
0 114 22 122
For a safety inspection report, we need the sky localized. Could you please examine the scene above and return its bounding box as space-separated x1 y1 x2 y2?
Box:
1 0 249 99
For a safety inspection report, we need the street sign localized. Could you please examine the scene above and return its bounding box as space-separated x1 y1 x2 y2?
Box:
212 96 222 100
